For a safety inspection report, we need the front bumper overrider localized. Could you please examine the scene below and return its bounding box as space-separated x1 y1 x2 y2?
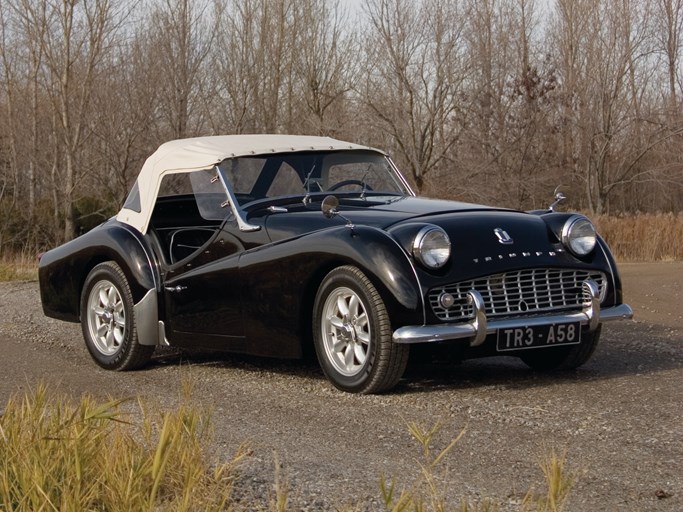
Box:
392 279 634 345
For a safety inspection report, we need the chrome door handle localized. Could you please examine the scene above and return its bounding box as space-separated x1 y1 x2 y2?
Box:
164 285 187 293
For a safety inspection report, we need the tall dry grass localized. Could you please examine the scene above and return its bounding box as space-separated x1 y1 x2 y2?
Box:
0 384 248 512
0 386 580 512
0 251 38 281
378 420 576 512
594 213 683 262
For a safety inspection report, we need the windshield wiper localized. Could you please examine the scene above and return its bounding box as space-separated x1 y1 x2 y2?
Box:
359 168 369 200
302 164 316 205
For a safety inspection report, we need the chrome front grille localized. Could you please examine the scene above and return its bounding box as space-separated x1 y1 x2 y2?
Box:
429 268 607 322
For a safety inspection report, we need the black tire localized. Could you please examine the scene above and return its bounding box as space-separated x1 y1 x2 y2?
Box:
520 325 602 371
313 265 409 393
80 261 154 370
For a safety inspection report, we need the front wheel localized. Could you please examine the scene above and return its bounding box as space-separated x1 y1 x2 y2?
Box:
520 325 602 371
313 266 409 393
80 261 153 370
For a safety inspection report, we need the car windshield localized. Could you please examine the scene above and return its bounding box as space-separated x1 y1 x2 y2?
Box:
217 150 410 205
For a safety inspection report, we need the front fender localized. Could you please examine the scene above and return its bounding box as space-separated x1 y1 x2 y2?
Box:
39 220 160 322
596 235 624 306
238 224 424 357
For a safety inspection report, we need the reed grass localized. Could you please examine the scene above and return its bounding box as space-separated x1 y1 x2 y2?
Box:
0 251 38 282
0 387 579 511
0 384 248 512
593 212 683 262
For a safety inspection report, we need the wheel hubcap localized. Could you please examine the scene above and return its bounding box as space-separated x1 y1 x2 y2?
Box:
87 280 126 356
321 287 370 377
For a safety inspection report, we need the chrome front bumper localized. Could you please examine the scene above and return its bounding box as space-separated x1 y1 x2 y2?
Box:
392 279 634 345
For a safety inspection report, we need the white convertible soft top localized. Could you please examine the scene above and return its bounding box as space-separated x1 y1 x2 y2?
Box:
117 134 378 234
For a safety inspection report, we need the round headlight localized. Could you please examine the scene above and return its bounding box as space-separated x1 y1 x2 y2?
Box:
412 225 451 269
561 215 597 256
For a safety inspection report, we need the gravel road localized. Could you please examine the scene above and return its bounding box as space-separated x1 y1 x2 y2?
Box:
1 262 681 510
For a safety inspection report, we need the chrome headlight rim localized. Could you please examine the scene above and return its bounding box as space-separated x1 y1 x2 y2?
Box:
412 225 451 269
561 214 597 256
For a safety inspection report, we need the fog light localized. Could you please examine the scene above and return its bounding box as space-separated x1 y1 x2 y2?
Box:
439 292 455 309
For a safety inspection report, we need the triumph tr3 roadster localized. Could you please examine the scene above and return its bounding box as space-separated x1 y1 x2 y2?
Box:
39 135 633 393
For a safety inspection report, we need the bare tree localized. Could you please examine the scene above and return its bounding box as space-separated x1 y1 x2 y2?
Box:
35 0 124 241
291 0 356 136
0 0 52 247
459 0 560 208
550 0 668 213
361 0 467 192
148 0 214 139
2 0 683 254
89 37 160 206
656 0 683 110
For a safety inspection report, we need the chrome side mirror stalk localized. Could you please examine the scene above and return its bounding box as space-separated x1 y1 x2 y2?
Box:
321 195 355 230
549 186 567 212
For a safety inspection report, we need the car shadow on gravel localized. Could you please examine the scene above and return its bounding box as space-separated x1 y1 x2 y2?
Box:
141 321 682 394
147 346 327 380
397 322 683 394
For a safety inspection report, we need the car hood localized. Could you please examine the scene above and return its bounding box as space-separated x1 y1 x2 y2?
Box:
344 196 503 225
384 204 611 291
388 208 562 268
262 194 612 290
263 196 506 240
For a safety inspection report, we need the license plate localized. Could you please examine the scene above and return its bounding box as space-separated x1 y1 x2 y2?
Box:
496 322 581 352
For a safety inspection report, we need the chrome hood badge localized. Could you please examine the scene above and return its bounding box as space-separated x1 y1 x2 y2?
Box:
494 228 514 244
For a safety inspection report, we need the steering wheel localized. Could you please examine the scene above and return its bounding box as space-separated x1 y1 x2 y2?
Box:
328 179 373 191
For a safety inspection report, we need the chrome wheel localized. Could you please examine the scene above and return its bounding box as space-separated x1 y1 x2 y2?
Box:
86 280 126 356
80 261 153 370
321 286 371 377
313 266 409 393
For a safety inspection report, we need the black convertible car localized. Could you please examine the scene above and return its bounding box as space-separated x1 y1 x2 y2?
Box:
39 135 633 393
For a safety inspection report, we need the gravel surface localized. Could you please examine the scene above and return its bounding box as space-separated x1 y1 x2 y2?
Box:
0 262 681 510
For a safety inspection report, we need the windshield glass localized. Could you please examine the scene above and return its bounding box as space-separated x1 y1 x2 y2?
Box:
217 150 410 204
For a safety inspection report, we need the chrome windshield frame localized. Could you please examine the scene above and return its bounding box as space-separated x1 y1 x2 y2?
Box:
214 164 261 232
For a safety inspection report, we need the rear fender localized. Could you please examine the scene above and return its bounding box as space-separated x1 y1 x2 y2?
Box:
39 221 160 326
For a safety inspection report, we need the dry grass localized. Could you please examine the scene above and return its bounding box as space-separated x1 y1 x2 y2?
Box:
0 386 581 512
0 251 38 282
594 213 683 262
0 384 249 512
522 447 576 512
377 420 576 512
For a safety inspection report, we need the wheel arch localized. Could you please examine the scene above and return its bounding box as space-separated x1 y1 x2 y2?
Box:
39 220 161 324
298 258 349 359
293 226 425 358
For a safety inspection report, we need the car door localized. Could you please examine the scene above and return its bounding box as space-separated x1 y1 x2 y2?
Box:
152 167 250 349
163 235 261 353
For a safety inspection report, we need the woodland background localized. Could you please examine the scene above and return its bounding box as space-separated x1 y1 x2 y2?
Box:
1 0 683 255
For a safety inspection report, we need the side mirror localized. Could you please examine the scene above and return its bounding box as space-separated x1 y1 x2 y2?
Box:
321 195 355 230
321 195 340 218
549 186 567 212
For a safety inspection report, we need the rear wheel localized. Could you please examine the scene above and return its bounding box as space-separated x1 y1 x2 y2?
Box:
313 265 409 393
81 261 153 370
520 325 602 371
